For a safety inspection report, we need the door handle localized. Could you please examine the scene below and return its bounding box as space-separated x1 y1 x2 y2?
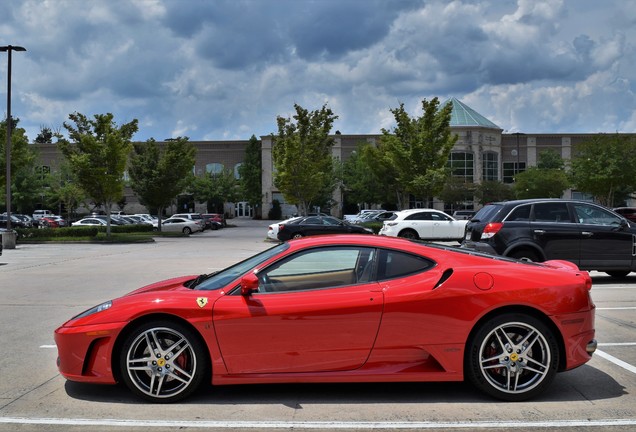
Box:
582 231 593 237
533 230 546 235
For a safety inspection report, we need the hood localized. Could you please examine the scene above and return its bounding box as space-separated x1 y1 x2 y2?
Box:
125 275 196 296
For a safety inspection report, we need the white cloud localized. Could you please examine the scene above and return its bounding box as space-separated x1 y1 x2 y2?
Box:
1 0 635 142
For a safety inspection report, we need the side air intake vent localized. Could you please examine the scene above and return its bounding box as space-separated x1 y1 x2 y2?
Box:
433 269 454 289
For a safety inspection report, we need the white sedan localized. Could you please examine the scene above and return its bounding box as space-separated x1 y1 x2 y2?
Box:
158 217 202 235
267 217 300 240
71 217 107 226
379 209 468 242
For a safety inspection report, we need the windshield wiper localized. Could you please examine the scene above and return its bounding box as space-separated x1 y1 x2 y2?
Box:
186 272 218 288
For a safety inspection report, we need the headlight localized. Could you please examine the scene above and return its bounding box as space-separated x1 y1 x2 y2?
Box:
72 300 112 319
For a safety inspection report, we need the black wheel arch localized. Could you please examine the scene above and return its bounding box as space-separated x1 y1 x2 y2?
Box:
397 228 419 239
111 313 212 384
463 305 567 374
503 242 546 261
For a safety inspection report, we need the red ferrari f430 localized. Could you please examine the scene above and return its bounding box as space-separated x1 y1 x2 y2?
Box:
55 235 596 403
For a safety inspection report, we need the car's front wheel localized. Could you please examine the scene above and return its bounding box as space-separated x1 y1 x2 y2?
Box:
119 320 208 403
465 313 559 401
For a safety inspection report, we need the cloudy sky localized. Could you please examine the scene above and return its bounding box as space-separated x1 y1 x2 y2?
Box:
1 0 635 142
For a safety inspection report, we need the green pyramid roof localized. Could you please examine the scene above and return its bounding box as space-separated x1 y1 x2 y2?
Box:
447 97 500 130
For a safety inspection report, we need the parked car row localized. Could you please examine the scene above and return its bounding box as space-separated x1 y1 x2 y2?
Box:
268 200 636 278
1 213 67 229
68 212 226 235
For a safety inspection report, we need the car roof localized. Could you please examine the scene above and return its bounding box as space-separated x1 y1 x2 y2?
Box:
396 208 445 213
484 198 600 207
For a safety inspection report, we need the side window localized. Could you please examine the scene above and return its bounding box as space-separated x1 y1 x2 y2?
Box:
406 212 430 221
506 205 531 221
323 217 342 226
431 212 451 222
377 249 435 281
574 204 623 226
303 217 321 225
532 203 570 223
258 247 376 293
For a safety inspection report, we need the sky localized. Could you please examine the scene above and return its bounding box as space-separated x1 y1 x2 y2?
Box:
1 0 635 142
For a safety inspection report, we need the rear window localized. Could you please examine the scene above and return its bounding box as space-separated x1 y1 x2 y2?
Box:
377 249 435 280
472 204 504 222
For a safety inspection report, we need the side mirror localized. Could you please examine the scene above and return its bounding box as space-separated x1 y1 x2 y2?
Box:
240 272 260 296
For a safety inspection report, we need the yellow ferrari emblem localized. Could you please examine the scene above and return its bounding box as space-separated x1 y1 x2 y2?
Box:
196 297 208 308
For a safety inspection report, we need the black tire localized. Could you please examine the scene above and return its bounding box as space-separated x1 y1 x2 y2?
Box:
606 270 630 278
119 320 208 403
465 313 559 401
182 227 192 235
509 249 541 262
398 229 419 240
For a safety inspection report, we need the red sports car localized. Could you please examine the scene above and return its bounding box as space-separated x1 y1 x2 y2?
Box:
54 235 596 403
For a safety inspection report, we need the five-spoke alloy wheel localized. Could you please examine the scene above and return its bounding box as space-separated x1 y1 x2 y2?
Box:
466 313 559 401
120 321 207 403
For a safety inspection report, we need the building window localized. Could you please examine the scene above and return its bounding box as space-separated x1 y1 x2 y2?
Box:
448 152 474 182
206 163 224 175
234 163 243 179
502 162 526 183
482 152 498 181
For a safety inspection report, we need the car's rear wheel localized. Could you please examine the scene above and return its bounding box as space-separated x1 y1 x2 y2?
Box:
292 233 304 239
119 320 207 403
466 313 558 401
182 227 192 235
509 249 540 262
398 229 419 240
606 270 630 278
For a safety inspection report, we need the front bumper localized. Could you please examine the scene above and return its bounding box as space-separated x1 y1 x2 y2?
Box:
54 322 125 384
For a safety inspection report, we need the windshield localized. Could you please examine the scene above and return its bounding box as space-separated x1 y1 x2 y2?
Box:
194 243 289 290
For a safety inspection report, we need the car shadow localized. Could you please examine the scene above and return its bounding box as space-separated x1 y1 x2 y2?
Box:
64 364 625 405
590 274 636 285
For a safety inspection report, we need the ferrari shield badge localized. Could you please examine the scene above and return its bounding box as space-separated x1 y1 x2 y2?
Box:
196 297 208 308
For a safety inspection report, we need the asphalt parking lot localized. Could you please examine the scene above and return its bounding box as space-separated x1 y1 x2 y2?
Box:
0 218 635 432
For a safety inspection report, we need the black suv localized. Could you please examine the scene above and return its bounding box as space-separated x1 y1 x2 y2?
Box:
462 199 636 277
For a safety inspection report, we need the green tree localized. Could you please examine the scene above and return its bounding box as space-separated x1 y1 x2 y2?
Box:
128 137 196 231
59 112 138 236
439 177 475 211
238 135 262 218
570 134 636 206
513 150 570 199
376 97 457 209
191 168 239 213
1 118 42 213
341 141 388 210
273 104 338 216
474 180 513 205
45 162 87 221
35 126 55 144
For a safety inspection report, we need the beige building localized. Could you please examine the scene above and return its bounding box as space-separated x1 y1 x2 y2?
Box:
32 98 630 218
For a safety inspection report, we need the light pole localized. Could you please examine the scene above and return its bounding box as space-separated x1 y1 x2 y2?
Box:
1 45 26 233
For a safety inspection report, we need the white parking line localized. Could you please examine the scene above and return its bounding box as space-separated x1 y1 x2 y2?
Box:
595 349 636 375
1 417 636 429
597 307 636 310
599 342 636 346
